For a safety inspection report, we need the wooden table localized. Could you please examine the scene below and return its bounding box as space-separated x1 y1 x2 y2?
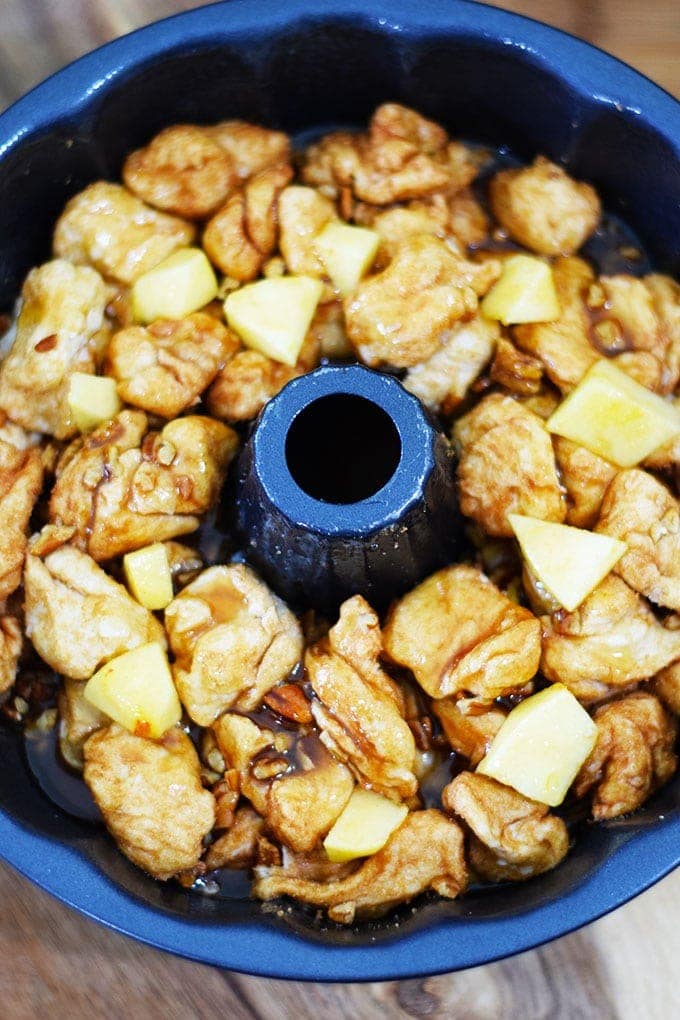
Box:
0 2 678 1017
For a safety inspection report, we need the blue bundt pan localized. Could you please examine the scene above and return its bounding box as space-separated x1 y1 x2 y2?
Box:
0 0 678 982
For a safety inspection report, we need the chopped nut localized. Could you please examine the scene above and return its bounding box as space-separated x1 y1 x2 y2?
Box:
252 754 290 781
156 441 176 466
212 771 240 830
263 683 313 724
490 336 543 396
256 835 282 868
408 716 434 752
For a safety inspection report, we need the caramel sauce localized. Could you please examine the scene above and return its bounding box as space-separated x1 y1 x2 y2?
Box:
86 418 126 449
200 579 246 625
246 718 326 780
586 299 635 357
239 703 304 735
24 726 101 823
442 611 510 674
419 751 467 810
193 866 253 900
581 213 652 277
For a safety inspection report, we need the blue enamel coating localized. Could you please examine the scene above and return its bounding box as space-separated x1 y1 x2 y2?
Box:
0 0 678 982
232 364 460 612
253 365 434 536
0 792 677 980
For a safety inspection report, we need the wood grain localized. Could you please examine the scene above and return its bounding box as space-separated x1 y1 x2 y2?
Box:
0 2 678 1017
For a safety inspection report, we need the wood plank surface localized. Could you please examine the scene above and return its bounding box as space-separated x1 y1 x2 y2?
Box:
0 3 678 1018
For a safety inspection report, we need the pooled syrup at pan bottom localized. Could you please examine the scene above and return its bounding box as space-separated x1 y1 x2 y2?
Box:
24 725 100 823
12 134 655 895
195 865 253 900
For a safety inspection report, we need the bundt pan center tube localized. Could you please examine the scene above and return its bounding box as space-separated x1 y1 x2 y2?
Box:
232 364 461 614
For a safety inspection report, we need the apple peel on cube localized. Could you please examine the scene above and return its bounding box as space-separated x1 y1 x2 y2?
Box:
123 543 174 611
323 787 408 863
509 513 627 612
84 642 182 740
132 247 218 323
314 221 380 297
224 275 324 366
547 360 680 467
477 683 597 806
481 254 560 325
68 373 122 433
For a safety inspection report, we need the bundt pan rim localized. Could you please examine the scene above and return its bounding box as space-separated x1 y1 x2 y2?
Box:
0 0 678 981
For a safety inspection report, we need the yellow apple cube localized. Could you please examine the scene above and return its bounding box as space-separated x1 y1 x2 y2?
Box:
509 514 626 612
68 373 122 433
481 254 560 325
132 247 218 323
314 221 380 296
477 683 597 806
123 543 174 611
84 642 181 739
547 360 680 467
323 787 408 863
224 275 323 366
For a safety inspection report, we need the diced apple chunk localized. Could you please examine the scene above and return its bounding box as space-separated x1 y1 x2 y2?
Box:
84 642 181 739
314 221 380 296
547 359 680 467
323 787 408 863
68 373 122 433
224 275 323 366
132 247 218 323
477 683 597 806
481 254 560 325
509 514 626 612
123 543 174 611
